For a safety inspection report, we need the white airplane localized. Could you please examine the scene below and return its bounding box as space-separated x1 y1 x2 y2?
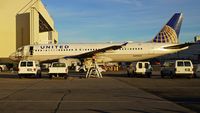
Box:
10 13 192 66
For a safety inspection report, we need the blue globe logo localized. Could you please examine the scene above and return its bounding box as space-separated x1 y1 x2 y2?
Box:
153 25 178 43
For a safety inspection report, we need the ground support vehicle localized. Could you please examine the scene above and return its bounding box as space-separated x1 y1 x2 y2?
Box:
18 60 41 78
48 62 68 79
161 60 194 78
127 62 152 78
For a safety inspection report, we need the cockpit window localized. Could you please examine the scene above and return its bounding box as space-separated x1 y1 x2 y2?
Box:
17 47 24 52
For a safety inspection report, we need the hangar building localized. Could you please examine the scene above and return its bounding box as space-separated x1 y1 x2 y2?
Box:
0 0 58 62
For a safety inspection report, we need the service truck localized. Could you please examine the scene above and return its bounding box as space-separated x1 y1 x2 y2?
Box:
48 62 68 79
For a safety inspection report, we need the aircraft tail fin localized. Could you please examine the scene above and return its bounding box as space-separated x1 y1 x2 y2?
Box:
152 13 183 44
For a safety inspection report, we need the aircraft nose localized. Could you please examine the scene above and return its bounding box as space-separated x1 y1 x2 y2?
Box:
9 52 19 61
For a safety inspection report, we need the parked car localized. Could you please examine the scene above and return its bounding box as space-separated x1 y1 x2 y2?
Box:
48 62 68 79
0 65 8 72
18 60 41 78
127 61 152 78
161 60 194 78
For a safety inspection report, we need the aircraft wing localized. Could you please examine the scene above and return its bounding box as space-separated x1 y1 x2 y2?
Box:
64 42 128 59
164 43 195 49
41 42 128 63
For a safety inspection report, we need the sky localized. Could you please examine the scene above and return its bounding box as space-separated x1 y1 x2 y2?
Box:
42 0 200 43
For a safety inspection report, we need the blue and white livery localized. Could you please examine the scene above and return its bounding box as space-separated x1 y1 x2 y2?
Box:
10 13 191 65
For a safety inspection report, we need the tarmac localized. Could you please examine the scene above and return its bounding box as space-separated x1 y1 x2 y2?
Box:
0 72 197 113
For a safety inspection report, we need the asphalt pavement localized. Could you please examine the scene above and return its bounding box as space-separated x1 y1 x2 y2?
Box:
0 72 198 113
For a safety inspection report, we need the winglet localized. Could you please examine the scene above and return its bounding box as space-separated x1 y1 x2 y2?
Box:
122 42 128 46
164 42 195 49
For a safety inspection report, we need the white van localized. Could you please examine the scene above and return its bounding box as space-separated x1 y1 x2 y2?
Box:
48 62 68 79
161 60 194 78
127 62 152 78
18 60 41 78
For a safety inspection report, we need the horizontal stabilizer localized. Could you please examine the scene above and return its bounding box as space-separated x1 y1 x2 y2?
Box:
164 43 195 49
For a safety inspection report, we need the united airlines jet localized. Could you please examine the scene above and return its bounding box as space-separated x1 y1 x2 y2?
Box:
10 13 191 65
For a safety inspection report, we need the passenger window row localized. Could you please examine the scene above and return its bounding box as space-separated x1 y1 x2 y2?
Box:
34 48 143 52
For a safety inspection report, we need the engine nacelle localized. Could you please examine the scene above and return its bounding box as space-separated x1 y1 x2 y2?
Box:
95 56 112 63
59 58 80 67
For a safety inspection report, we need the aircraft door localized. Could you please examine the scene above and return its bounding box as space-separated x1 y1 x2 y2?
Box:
29 46 34 55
